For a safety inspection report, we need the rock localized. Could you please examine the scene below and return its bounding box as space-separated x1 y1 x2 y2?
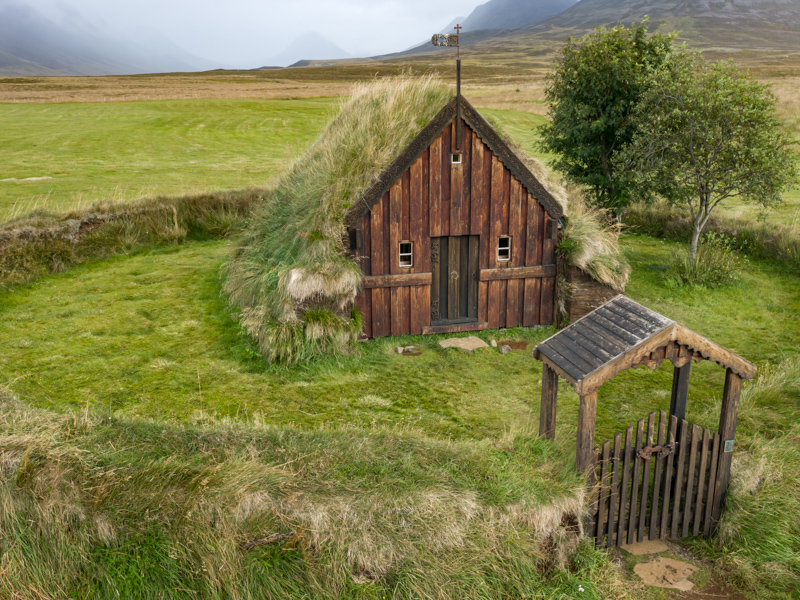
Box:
396 346 405 354
500 345 512 354
621 539 669 556
403 346 417 353
490 340 498 348
633 557 698 591
438 336 489 352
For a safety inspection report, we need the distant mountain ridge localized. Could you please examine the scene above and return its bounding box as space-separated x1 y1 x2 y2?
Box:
461 0 579 31
538 0 800 29
264 32 351 68
0 1 222 76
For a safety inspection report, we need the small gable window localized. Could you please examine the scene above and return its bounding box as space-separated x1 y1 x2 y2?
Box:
451 152 462 164
399 241 413 268
497 236 511 262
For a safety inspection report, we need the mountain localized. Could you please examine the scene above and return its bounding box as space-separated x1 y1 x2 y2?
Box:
265 32 351 68
0 1 222 76
461 0 580 31
538 0 800 30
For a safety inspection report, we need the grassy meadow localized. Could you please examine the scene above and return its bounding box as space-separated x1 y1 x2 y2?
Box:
1 63 800 597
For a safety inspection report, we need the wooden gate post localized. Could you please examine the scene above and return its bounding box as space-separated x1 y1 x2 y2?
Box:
670 362 691 422
576 390 598 474
539 363 558 440
712 369 743 524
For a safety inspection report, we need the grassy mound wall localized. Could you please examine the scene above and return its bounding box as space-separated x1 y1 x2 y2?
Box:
0 189 263 290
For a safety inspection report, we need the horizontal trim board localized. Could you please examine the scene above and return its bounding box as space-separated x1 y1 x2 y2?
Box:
363 273 432 289
479 265 556 281
423 321 489 335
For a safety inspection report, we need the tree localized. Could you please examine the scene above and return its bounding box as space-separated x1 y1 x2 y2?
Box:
539 21 675 217
621 51 800 259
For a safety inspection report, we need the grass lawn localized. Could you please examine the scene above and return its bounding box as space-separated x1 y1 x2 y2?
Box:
2 234 797 446
0 98 336 221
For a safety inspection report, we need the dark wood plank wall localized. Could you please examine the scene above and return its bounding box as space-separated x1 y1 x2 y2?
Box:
353 119 556 338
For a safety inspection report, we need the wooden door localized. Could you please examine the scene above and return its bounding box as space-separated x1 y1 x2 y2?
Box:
431 236 479 325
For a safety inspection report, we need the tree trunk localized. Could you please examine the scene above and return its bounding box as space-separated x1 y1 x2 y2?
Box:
690 223 701 261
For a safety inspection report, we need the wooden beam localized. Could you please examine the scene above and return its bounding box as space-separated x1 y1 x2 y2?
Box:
712 369 743 525
576 390 598 474
363 273 432 289
479 264 556 281
669 362 691 422
539 363 558 440
422 321 488 335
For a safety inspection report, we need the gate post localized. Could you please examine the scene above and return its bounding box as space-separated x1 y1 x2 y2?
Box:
670 362 691 422
712 369 743 524
539 363 558 440
576 390 598 474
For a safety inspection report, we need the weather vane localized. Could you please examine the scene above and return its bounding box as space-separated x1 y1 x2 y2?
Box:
432 24 463 150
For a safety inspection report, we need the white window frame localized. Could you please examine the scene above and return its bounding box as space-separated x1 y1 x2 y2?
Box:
497 236 512 262
399 241 413 268
451 152 462 165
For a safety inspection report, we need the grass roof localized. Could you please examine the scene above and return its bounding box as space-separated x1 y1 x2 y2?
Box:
224 74 451 362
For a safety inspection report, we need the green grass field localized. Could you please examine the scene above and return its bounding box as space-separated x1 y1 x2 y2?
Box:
0 98 335 220
1 93 799 598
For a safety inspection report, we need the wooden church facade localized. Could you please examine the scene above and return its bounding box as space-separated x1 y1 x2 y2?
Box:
345 98 563 338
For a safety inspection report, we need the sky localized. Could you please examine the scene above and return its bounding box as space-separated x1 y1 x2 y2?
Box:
20 0 486 68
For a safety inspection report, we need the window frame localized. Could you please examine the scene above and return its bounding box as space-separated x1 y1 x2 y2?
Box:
451 152 462 165
497 236 512 262
399 241 413 268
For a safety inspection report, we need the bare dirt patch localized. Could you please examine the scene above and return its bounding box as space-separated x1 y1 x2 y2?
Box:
499 340 529 351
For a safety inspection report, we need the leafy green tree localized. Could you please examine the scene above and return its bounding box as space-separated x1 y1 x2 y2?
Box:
621 51 800 259
539 21 675 217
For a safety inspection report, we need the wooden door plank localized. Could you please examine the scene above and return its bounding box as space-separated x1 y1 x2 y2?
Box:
401 170 411 242
391 287 403 337
671 419 690 539
420 150 430 272
638 412 657 542
450 158 463 236
429 136 442 237
703 433 721 536
468 236 480 319
498 279 508 328
360 289 373 338
480 147 492 270
448 236 461 320
607 433 622 548
501 168 510 236
526 194 540 266
649 411 668 540
509 178 525 267
617 426 634 546
597 440 611 546
627 418 645 545
488 281 501 328
370 195 386 276
540 276 555 325
430 238 442 324
682 424 701 538
462 122 472 236
459 235 470 318
506 279 521 328
441 125 451 237
389 181 402 275
693 428 711 537
470 132 485 236
660 415 679 540
371 287 389 338
543 214 556 265
523 278 540 327
490 155 504 269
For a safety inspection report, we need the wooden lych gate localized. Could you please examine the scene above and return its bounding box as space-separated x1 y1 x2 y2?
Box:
533 296 757 545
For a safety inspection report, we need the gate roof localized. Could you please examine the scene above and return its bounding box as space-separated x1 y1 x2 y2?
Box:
533 295 757 394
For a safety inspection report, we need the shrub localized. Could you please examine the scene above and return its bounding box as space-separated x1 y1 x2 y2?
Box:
665 231 746 288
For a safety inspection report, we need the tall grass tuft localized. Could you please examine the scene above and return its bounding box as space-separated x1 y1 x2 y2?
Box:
665 231 746 289
223 74 451 363
0 387 644 599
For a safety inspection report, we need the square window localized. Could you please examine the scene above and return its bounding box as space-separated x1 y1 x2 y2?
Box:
399 241 413 268
451 152 462 164
498 236 511 262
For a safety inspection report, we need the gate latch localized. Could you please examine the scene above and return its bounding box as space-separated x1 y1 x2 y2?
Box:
637 443 675 460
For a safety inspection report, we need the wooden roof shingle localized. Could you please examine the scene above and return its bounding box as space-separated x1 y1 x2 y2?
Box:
533 296 757 394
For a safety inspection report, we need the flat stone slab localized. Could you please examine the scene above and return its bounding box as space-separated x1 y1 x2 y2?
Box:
438 336 489 352
621 539 669 555
633 557 698 591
